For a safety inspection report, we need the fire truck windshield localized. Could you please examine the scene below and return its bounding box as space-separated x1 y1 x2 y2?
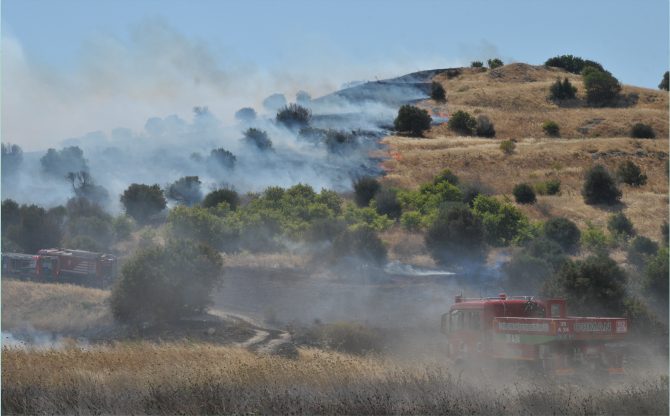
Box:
450 310 465 334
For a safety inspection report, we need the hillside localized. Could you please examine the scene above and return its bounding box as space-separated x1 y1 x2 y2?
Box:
380 63 669 246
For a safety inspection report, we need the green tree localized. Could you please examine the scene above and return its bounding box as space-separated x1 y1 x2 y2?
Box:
202 186 239 211
616 161 647 186
487 58 504 69
372 188 402 220
164 204 240 252
66 235 102 252
331 226 388 265
544 55 585 74
607 212 635 237
542 121 560 136
581 165 622 205
64 171 110 206
109 240 224 323
659 71 669 91
628 123 656 139
393 105 432 136
583 68 622 106
502 254 554 292
1 199 22 237
40 146 89 178
165 176 203 207
434 169 459 186
430 81 446 100
640 247 669 309
120 183 167 225
425 203 485 263
234 107 257 122
471 61 484 68
400 211 422 232
5 204 64 254
112 215 136 241
542 217 581 250
243 128 273 150
353 176 382 208
448 110 477 135
276 103 312 130
473 195 529 246
512 183 536 204
548 77 577 100
207 148 237 170
1 143 23 178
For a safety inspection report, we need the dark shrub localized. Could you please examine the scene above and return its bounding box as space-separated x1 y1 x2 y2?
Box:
1 143 23 178
276 103 312 129
393 105 432 136
499 141 516 153
445 69 461 79
298 127 327 144
628 123 656 139
434 169 459 186
544 55 585 74
243 128 273 150
5 203 64 254
234 107 257 122
616 160 647 186
64 171 110 206
582 60 605 73
549 77 577 100
66 235 102 252
202 186 239 211
476 115 496 137
662 221 669 245
659 71 669 91
641 247 669 309
471 61 484 68
526 238 565 269
2 199 22 236
262 93 287 113
607 212 635 236
303 218 348 243
331 226 388 265
40 146 88 178
296 90 312 106
353 176 382 207
448 110 477 135
373 188 402 220
543 217 581 250
324 129 355 151
487 58 504 69
165 176 203 207
119 184 167 225
109 240 224 323
581 165 622 205
424 203 485 264
1 237 22 253
583 69 622 106
207 148 237 169
512 183 536 204
430 81 446 101
545 179 561 195
502 254 554 292
459 179 495 207
629 236 659 256
542 120 560 135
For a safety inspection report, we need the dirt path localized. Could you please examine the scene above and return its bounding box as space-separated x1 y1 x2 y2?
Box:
210 308 290 353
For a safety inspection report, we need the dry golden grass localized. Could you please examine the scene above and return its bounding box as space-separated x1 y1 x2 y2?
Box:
2 342 668 415
222 252 310 268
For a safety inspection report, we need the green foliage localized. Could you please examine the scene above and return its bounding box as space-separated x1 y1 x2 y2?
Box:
581 221 609 251
544 55 585 74
112 215 136 241
606 212 635 237
526 238 565 269
165 204 240 252
434 169 459 186
276 103 312 129
448 110 477 135
234 107 256 122
303 218 347 243
487 58 504 69
400 211 423 233
66 235 102 252
331 226 388 265
499 141 516 153
475 115 496 138
552 163 564 170
548 77 577 100
512 183 536 204
397 181 462 216
543 217 581 250
538 253 627 317
545 179 561 195
309 322 383 355
473 195 530 246
64 171 110 206
340 202 394 232
502 254 554 292
243 128 273 150
620 295 667 336
120 183 167 225
1 199 22 237
372 188 402 220
40 146 88 178
581 165 622 205
202 187 239 211
533 182 547 195
425 203 485 263
393 105 432 136
628 123 656 139
583 68 622 106
542 120 560 136
430 81 446 101
314 188 343 216
659 71 669 91
109 240 224 323
353 176 382 208
1 143 23 178
628 236 659 256
5 203 64 254
165 176 203 207
471 61 484 68
138 226 158 248
458 179 495 207
207 148 237 170
640 247 669 308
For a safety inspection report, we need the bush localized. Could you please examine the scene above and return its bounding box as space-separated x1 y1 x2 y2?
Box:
499 141 516 153
393 105 432 136
138 226 158 248
526 238 565 269
40 146 89 178
243 128 273 150
430 81 446 101
628 123 656 139
542 120 560 136
640 247 669 308
471 61 484 68
425 203 485 263
583 68 622 106
629 236 659 256
5 204 64 254
616 160 648 187
331 226 388 265
487 58 504 69
303 218 347 243
309 322 382 354
400 211 423 233
1 143 23 178
276 103 312 129
472 195 530 247
64 171 110 206
2 199 22 237
165 205 240 252
581 221 609 251
234 107 256 122
543 217 581 250
475 115 496 137
112 215 136 241
165 176 203 207
533 182 547 195
109 240 224 323
606 212 635 237
545 179 561 195
581 165 622 205
502 254 554 292
659 71 669 91
120 184 167 225
548 77 577 100
262 93 287 113
447 110 477 135
206 148 237 170
512 183 536 204
353 176 382 208
372 188 402 220
458 179 495 207
434 169 459 186
66 235 102 252
544 55 585 74
202 186 239 211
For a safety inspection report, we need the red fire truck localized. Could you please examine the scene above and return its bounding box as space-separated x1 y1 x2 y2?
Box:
37 248 118 288
1 253 60 282
441 294 628 382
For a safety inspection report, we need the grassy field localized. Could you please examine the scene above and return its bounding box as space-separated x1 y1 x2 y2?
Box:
2 341 668 415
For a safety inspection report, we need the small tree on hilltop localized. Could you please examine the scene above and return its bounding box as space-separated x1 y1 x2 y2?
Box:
616 161 647 187
548 77 577 100
276 103 312 129
471 61 484 68
512 183 536 204
544 55 585 74
581 165 622 205
207 148 237 169
430 81 446 101
353 176 382 208
109 240 224 323
120 184 167 225
487 58 504 69
476 115 496 137
582 68 622 106
659 71 669 91
243 128 273 150
394 105 432 136
234 107 257 122
448 110 477 135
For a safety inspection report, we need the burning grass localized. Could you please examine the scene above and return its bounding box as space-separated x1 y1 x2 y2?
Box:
1 279 113 334
2 341 668 415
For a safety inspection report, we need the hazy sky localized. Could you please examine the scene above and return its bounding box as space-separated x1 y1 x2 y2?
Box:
2 0 669 151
